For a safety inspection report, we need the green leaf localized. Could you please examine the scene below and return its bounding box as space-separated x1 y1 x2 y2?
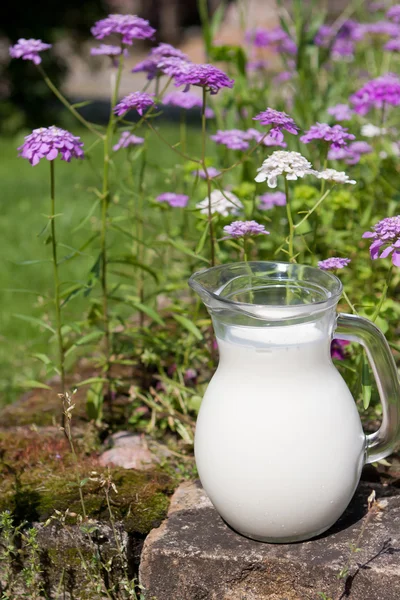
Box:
362 356 372 410
172 314 203 340
109 255 159 282
12 259 52 266
71 100 93 109
127 298 165 326
195 221 210 255
65 331 105 358
72 198 100 232
75 377 109 388
32 353 53 366
13 314 55 334
159 238 210 264
86 381 104 422
21 380 52 390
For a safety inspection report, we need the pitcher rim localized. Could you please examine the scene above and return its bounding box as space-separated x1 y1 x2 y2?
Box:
188 261 343 311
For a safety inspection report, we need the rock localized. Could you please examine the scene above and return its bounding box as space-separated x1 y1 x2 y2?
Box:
99 432 158 470
99 431 174 471
139 480 400 600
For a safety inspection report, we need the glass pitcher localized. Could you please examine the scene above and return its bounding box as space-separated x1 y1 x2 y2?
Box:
188 261 400 543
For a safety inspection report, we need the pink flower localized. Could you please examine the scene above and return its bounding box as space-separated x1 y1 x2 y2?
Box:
363 216 400 266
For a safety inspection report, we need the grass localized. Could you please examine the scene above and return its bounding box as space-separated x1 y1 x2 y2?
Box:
0 124 203 405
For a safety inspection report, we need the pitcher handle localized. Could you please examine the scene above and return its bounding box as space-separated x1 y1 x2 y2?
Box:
335 313 400 464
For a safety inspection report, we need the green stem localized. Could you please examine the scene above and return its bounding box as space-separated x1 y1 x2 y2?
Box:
50 161 65 396
37 65 103 139
180 110 187 155
371 266 392 323
342 289 358 315
101 54 124 393
295 188 333 229
144 119 201 164
285 178 295 263
201 87 215 267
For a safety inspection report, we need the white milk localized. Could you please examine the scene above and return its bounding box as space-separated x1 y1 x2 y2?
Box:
194 322 366 542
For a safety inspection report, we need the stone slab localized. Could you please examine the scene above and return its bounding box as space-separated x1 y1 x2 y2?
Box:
139 480 400 600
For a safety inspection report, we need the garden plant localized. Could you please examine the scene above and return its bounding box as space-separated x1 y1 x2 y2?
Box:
1 0 400 597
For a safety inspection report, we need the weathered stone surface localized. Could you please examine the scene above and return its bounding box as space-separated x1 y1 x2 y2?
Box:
100 432 158 470
139 479 400 600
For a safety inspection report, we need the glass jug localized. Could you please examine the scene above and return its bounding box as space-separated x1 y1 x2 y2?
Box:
188 262 400 543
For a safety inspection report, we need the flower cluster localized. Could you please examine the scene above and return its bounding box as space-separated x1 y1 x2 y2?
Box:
255 151 316 188
387 5 400 22
192 167 221 179
196 190 242 216
328 141 373 165
258 192 286 210
385 38 400 51
253 108 299 143
246 27 297 55
9 38 52 64
317 169 356 184
91 14 155 45
156 193 189 208
113 131 144 151
132 44 189 80
363 216 400 266
350 73 400 115
327 104 353 121
300 123 355 149
318 257 351 270
114 92 154 116
211 129 252 151
91 44 127 57
173 63 234 94
163 91 214 118
331 339 350 361
18 126 84 166
223 220 269 238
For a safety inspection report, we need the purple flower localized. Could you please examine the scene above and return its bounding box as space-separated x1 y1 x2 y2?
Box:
192 167 221 179
246 27 297 55
173 63 234 95
364 20 400 36
369 1 386 10
363 216 400 266
258 192 286 210
274 71 293 83
318 257 351 270
114 92 154 116
247 59 269 72
91 14 155 45
328 141 373 165
132 44 189 80
300 123 355 150
331 339 350 360
91 44 127 56
384 38 400 51
253 108 299 143
223 220 270 238
387 5 400 22
246 128 287 148
156 193 189 208
211 129 252 151
327 104 353 121
18 126 84 166
9 38 52 65
113 131 144 151
350 73 400 115
163 91 214 117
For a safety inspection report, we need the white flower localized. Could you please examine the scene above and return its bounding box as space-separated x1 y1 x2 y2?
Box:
196 190 243 217
361 123 386 138
255 151 317 188
317 169 356 185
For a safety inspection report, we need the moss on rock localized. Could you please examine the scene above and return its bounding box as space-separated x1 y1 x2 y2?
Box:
0 427 176 535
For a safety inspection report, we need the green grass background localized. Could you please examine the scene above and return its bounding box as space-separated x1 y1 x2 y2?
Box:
0 125 203 405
